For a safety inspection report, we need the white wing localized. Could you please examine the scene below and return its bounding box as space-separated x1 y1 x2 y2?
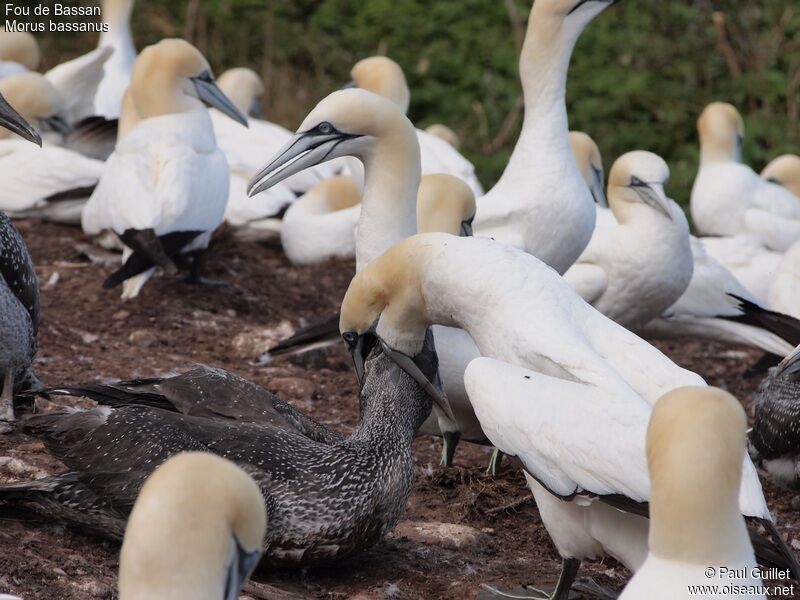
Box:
563 262 607 305
45 47 113 122
0 141 104 212
465 357 650 500
744 208 800 252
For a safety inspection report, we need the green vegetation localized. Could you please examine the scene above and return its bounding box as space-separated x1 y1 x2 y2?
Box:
40 0 800 204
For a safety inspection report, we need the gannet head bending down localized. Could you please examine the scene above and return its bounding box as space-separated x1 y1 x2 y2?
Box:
620 387 763 599
569 130 607 207
417 174 476 236
564 151 693 332
217 67 264 119
0 29 40 77
128 39 246 126
762 154 800 199
82 38 246 299
119 452 266 600
697 101 744 166
0 73 70 140
248 88 419 271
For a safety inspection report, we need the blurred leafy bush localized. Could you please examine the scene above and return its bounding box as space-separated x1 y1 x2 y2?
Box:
39 0 799 206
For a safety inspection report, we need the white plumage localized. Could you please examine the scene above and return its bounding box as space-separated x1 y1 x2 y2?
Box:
93 0 137 119
701 234 780 303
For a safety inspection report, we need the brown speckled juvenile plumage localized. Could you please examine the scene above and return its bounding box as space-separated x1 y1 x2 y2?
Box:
0 343 435 566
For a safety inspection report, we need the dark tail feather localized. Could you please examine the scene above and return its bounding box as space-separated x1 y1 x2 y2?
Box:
263 312 341 360
751 517 800 581
33 383 170 411
726 294 800 350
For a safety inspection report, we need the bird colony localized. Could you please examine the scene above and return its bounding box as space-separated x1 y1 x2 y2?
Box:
0 1 799 599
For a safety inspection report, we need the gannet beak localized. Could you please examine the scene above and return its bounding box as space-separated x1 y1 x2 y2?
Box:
249 96 263 119
41 114 72 136
460 218 474 237
0 92 41 146
568 0 618 15
247 123 362 196
631 180 672 220
343 329 455 421
192 71 249 127
224 537 262 600
590 166 608 208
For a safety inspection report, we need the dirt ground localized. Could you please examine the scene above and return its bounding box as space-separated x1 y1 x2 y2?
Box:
0 219 798 599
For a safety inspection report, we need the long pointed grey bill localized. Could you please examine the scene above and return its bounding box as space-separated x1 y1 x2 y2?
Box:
247 125 360 197
460 218 474 237
590 165 608 208
224 537 261 600
193 74 248 127
0 92 41 146
632 183 672 220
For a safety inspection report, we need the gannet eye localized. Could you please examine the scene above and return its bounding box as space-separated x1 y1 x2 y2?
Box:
630 175 645 187
342 331 358 347
318 122 333 135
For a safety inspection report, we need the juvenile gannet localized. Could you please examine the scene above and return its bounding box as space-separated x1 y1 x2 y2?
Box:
748 346 800 489
620 387 763 600
691 102 800 251
280 175 361 265
569 130 607 207
472 0 616 275
564 151 693 331
340 233 791 596
0 332 449 566
81 38 247 299
762 154 800 198
119 452 266 600
642 237 800 357
93 0 137 119
0 91 41 432
0 73 104 224
347 56 483 197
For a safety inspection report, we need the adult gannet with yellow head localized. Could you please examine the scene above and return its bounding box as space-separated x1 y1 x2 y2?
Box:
0 72 105 224
762 154 800 199
692 102 800 251
82 38 247 299
564 151 693 331
119 452 267 600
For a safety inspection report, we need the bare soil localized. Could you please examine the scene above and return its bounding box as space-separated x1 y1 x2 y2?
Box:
0 220 798 599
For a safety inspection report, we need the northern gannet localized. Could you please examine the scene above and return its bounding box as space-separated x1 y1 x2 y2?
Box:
0 334 450 566
339 233 795 596
762 154 800 198
569 130 607 207
93 0 137 119
0 90 41 432
641 237 800 357
119 452 266 600
347 56 483 197
472 0 616 275
81 39 247 299
769 241 800 320
0 73 104 224
691 102 800 251
564 151 693 331
0 29 38 78
620 387 763 600
280 175 361 265
0 28 112 124
701 235 780 304
748 346 800 489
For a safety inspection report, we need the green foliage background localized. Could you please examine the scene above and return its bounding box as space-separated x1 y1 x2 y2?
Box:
39 0 800 205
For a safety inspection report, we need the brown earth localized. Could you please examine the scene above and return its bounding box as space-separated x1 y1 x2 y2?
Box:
0 219 798 599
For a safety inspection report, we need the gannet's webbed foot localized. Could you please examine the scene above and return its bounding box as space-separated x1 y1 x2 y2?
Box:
0 368 15 433
184 250 228 287
573 576 620 600
486 447 505 476
478 558 581 600
440 430 460 467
